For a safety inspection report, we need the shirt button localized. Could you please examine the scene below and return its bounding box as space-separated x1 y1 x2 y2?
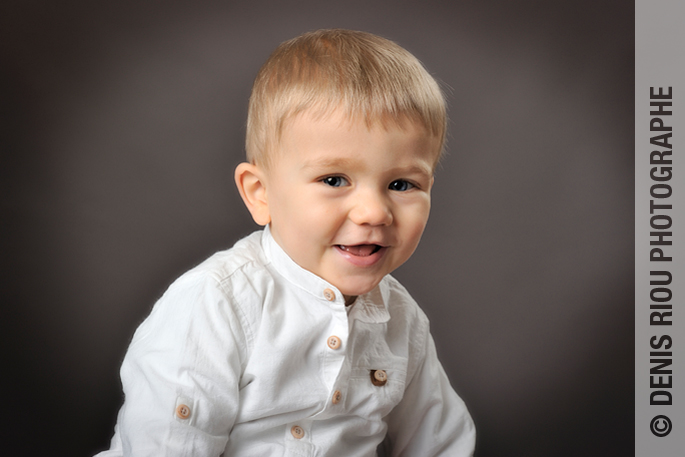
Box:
323 288 336 301
371 369 388 386
332 390 343 405
327 335 341 350
176 404 191 419
291 425 305 439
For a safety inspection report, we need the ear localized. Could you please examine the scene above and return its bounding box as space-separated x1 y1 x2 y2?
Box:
234 162 271 226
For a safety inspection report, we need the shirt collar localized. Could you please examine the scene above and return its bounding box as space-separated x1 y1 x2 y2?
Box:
260 226 390 324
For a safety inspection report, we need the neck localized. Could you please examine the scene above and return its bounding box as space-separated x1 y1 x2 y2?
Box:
344 295 357 306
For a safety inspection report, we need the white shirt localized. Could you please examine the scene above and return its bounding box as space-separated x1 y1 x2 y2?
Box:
96 228 475 456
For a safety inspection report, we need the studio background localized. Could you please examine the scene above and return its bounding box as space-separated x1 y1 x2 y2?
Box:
1 1 633 455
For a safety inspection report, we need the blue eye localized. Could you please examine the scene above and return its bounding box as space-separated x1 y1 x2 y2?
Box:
322 176 348 187
389 180 414 191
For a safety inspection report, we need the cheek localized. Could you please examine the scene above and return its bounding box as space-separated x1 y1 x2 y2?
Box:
271 187 310 222
272 192 336 239
296 193 346 230
399 203 431 245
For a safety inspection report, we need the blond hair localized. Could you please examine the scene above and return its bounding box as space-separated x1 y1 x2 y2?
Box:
245 29 447 167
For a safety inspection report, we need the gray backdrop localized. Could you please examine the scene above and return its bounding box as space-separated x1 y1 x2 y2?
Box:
1 1 633 455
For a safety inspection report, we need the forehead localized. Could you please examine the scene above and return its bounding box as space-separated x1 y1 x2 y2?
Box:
275 109 441 168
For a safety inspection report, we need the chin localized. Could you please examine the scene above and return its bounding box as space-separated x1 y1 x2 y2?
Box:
336 277 383 297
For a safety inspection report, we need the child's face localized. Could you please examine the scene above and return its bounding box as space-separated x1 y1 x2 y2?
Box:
262 110 437 301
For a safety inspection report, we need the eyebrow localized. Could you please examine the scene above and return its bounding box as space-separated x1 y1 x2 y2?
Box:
301 157 434 176
389 164 434 177
300 157 358 170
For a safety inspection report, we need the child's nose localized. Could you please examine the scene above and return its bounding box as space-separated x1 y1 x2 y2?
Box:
348 190 393 226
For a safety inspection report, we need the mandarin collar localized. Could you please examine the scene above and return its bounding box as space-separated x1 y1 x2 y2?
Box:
260 226 390 324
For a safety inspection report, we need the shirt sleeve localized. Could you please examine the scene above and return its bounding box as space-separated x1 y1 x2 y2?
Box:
381 332 476 457
111 272 249 456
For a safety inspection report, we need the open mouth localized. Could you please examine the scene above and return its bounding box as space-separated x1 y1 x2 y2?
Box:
337 244 383 257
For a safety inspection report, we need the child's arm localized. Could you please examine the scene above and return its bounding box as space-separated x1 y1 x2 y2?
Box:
381 333 476 457
108 272 247 456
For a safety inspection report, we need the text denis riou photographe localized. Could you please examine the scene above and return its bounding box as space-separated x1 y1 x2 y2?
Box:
647 86 675 438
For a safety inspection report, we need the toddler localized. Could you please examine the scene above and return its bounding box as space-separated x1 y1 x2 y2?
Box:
97 28 475 456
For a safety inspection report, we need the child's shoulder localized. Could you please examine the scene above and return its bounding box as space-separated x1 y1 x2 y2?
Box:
185 230 267 284
133 231 270 349
151 231 270 317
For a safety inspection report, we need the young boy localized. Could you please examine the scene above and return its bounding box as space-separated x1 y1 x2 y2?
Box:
97 29 475 456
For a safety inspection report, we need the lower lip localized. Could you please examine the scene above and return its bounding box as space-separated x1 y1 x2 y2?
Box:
334 245 387 267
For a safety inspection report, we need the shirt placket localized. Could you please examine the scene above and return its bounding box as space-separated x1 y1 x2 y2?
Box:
316 286 351 419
